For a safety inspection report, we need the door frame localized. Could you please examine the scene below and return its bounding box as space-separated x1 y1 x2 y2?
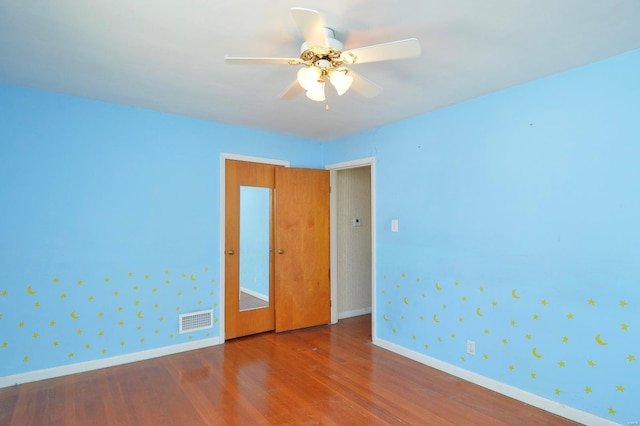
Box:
326 157 376 333
219 153 289 342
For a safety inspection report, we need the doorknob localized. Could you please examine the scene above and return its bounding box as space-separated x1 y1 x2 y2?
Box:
226 249 235 255
277 249 285 254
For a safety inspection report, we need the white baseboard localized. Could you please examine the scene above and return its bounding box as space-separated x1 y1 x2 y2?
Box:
338 307 372 320
373 337 618 426
0 336 223 389
240 287 269 301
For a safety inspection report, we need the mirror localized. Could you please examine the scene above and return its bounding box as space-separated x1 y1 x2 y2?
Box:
239 186 271 311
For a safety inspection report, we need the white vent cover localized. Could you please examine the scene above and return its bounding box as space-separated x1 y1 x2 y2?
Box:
179 309 213 334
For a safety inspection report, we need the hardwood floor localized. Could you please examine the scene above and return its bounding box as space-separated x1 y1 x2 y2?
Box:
0 315 578 425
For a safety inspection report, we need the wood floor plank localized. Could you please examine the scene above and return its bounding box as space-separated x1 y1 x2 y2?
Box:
0 315 579 425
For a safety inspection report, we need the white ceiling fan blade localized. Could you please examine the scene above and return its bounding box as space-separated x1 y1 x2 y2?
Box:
348 70 383 98
343 38 421 65
279 80 304 100
225 56 298 65
290 8 327 47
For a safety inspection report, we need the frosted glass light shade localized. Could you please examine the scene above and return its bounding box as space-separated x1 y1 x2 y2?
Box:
306 83 326 102
297 66 323 91
328 68 353 96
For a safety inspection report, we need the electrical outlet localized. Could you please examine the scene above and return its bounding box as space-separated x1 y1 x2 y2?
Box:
466 340 476 355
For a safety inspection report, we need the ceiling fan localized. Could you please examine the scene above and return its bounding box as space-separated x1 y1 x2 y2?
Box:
225 8 421 105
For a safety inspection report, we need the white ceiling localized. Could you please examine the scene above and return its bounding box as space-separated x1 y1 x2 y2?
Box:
1 1 639 141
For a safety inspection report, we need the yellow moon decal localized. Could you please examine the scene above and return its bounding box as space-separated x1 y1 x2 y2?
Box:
435 282 442 291
595 334 608 346
433 314 440 323
476 308 484 317
383 314 388 321
532 347 542 358
190 274 196 281
512 289 520 299
26 285 37 295
137 311 144 319
70 311 80 320
403 297 409 305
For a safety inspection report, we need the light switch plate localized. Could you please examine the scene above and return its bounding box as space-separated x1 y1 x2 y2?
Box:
391 219 398 232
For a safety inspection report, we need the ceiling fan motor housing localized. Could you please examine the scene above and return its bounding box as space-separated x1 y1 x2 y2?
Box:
300 28 345 68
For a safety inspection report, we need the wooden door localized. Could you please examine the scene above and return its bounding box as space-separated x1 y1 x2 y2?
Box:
274 167 331 332
225 160 277 339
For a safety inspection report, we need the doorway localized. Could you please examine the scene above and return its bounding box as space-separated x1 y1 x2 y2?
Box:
221 155 331 340
327 158 375 329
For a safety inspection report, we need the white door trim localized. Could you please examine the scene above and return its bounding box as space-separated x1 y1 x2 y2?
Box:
219 153 290 342
325 157 376 334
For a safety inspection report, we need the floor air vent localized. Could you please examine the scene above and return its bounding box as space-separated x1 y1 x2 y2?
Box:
179 309 213 334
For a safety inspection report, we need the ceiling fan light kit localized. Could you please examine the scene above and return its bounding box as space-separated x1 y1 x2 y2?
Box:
225 7 421 105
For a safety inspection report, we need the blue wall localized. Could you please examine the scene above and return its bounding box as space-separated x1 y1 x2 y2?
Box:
0 86 322 375
325 49 640 423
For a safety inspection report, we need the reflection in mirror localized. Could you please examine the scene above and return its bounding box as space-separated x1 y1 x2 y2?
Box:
239 186 271 311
